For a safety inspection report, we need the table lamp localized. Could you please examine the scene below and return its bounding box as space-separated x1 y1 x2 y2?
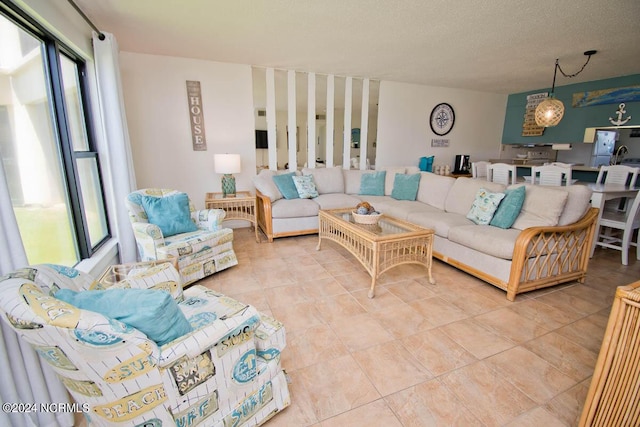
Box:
214 154 241 197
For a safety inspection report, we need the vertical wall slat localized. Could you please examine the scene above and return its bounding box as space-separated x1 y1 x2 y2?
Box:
360 78 370 170
307 73 316 169
266 68 277 170
287 70 297 171
343 76 353 169
326 75 335 167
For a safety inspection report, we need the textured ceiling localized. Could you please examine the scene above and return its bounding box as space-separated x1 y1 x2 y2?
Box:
75 0 640 94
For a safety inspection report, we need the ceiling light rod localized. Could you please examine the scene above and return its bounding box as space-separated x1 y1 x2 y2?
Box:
66 0 105 40
535 50 597 127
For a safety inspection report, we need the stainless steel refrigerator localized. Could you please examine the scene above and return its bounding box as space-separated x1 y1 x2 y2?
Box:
591 130 616 167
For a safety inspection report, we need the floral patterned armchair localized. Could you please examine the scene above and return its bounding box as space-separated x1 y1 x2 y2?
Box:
0 263 290 426
125 188 238 286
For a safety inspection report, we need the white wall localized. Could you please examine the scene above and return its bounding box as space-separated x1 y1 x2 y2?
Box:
377 81 507 169
119 52 256 209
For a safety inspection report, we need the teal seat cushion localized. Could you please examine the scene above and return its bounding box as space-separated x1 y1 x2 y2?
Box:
391 173 421 201
490 185 526 229
272 172 299 199
140 192 198 237
55 288 193 346
359 171 386 196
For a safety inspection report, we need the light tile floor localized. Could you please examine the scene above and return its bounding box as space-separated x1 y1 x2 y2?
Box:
198 229 639 427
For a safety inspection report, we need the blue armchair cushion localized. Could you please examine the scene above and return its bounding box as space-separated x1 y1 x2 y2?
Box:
391 173 421 201
359 171 386 196
272 172 299 199
55 288 193 346
140 193 198 237
490 185 526 229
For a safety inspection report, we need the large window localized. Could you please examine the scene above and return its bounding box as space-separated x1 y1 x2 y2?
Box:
0 5 109 265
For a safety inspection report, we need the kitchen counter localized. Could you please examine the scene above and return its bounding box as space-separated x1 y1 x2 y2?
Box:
489 161 602 183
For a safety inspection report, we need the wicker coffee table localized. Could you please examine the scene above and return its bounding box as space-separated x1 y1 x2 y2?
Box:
317 208 435 298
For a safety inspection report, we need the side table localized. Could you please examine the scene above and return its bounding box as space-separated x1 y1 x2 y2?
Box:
205 191 259 242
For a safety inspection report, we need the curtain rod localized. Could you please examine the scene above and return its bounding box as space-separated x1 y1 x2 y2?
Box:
66 0 105 40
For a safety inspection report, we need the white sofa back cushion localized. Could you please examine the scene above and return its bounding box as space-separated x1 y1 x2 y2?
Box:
444 177 506 216
302 166 344 194
343 170 368 195
511 184 568 230
252 169 282 202
379 166 408 196
557 184 593 226
416 172 456 211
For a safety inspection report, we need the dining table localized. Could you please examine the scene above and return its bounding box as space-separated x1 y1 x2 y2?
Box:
587 183 639 257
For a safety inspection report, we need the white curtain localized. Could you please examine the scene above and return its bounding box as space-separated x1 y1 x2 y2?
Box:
92 32 138 263
0 153 73 427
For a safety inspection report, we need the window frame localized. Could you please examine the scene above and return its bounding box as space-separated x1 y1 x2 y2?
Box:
0 1 111 261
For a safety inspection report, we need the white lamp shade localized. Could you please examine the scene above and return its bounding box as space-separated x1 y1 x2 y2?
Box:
214 154 241 174
535 98 565 127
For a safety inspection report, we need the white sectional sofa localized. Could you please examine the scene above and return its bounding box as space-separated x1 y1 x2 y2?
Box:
253 166 599 301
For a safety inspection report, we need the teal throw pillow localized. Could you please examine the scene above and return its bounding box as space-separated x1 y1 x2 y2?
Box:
140 193 198 237
490 185 526 229
419 156 434 172
55 288 193 346
272 172 299 199
466 188 506 225
293 175 319 199
391 173 421 201
359 171 386 196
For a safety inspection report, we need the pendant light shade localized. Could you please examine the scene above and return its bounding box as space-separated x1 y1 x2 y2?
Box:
534 51 596 128
535 97 565 127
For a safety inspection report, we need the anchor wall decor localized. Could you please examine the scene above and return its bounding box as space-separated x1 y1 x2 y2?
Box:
609 103 632 126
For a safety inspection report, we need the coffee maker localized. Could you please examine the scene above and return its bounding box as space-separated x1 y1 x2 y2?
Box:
453 155 470 174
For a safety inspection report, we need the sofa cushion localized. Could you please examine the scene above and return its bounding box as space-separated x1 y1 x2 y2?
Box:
416 173 457 211
360 171 386 196
557 184 593 226
293 175 319 198
467 189 506 225
140 193 198 237
444 178 506 216
313 193 362 210
379 167 407 196
490 185 526 229
272 172 299 199
302 166 344 194
406 210 475 238
271 198 320 218
55 288 193 346
344 170 367 194
252 169 282 202
448 225 521 260
511 184 569 230
391 173 421 201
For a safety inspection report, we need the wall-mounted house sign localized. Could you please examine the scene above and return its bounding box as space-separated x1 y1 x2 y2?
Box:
186 80 207 151
522 93 546 136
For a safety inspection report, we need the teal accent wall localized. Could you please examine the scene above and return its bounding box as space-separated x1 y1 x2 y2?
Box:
502 74 640 144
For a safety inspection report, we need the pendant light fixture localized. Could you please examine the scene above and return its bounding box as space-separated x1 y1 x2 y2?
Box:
535 50 597 127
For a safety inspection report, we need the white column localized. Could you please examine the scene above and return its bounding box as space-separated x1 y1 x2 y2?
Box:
359 78 370 170
287 70 297 171
307 73 316 169
326 75 335 167
266 68 277 170
343 76 352 169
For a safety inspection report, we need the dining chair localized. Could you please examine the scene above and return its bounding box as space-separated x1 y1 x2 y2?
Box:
471 161 490 179
531 164 573 186
595 191 640 265
596 165 640 212
487 163 517 185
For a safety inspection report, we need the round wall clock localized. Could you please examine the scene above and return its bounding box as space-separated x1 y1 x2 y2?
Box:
430 103 455 136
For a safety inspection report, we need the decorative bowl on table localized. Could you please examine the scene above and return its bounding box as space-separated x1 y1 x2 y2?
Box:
352 211 382 225
516 154 528 159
